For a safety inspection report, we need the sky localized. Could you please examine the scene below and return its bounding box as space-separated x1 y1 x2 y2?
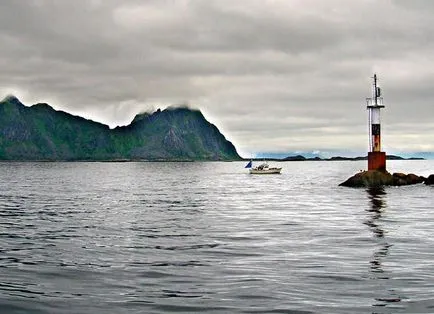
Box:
1 0 434 158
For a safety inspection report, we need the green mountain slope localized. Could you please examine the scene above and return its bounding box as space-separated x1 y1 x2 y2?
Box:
0 96 240 161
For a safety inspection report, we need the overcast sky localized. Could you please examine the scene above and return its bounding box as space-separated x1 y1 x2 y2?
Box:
1 0 434 157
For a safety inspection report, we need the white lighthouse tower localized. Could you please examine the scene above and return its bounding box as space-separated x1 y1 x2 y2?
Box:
366 74 386 171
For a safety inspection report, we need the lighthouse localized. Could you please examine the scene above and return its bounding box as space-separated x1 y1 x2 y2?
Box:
366 74 386 171
340 75 426 187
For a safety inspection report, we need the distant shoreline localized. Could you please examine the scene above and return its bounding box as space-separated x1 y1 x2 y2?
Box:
243 155 425 162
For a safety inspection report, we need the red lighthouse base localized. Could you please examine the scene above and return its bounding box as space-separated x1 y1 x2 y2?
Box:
368 152 386 172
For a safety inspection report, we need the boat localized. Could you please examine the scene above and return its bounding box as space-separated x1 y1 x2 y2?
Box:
245 160 282 174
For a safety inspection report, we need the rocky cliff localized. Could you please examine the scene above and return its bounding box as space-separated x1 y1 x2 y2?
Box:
0 96 240 161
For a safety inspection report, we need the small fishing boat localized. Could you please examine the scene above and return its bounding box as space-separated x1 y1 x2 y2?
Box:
245 160 282 174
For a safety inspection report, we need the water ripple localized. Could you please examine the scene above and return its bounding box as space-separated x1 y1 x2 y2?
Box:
0 161 433 313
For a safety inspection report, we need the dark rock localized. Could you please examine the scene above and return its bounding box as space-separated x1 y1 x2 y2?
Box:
340 170 425 188
391 172 424 186
339 170 394 188
406 173 425 185
425 174 434 185
392 172 406 179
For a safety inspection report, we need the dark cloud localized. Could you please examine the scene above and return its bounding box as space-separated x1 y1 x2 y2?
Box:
1 0 434 157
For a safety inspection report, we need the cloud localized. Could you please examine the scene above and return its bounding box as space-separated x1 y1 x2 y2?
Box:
1 0 434 157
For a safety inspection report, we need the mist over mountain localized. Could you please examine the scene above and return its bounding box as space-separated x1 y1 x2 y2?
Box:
0 96 240 161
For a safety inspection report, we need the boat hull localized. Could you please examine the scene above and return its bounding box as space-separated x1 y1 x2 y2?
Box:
249 168 282 174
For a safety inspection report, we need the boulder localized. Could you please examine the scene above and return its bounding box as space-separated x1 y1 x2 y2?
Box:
392 173 424 186
425 174 434 185
392 172 406 186
406 173 425 185
392 172 406 179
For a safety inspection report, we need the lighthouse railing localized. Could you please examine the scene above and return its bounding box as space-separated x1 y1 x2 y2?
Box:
366 97 384 107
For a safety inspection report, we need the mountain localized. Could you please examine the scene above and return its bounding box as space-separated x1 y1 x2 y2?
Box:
0 95 240 161
282 155 306 161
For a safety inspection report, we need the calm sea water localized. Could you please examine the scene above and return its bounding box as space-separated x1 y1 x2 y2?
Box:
0 160 433 314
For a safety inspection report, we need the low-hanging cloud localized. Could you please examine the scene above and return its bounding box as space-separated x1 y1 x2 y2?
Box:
1 0 434 157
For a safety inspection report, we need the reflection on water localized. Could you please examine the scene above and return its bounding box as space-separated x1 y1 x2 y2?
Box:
365 187 402 309
366 187 386 239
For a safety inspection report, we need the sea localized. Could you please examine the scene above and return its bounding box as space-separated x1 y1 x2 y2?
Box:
0 160 433 314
